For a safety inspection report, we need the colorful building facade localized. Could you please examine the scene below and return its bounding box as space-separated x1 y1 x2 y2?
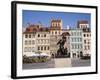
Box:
23 20 91 58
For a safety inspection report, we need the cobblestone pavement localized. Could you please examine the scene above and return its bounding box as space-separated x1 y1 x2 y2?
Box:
23 58 90 69
71 58 91 67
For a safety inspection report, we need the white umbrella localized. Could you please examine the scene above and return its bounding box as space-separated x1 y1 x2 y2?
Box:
32 53 40 57
40 53 51 57
26 53 39 57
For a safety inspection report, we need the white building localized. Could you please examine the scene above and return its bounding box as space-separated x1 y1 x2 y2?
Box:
36 29 50 54
70 29 83 58
22 24 40 56
23 32 36 56
77 20 91 57
82 28 91 56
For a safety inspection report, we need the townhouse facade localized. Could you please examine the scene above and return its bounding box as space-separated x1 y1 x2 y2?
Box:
36 31 50 55
69 29 83 58
23 32 36 56
77 21 91 57
23 24 50 56
82 28 91 56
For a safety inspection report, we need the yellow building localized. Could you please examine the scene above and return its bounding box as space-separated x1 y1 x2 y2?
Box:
50 19 62 57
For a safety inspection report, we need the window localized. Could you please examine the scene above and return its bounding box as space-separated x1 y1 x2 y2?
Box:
80 38 82 42
87 34 89 37
84 40 86 44
72 38 73 42
32 40 35 44
78 44 80 49
44 34 46 37
56 23 58 26
74 38 76 42
88 45 90 50
77 32 79 36
72 44 74 49
28 47 31 52
55 31 57 34
41 34 43 37
41 39 43 44
48 46 49 50
25 34 28 38
32 34 35 38
29 40 31 45
80 32 82 36
76 38 79 42
79 38 80 42
44 46 46 50
73 53 76 58
71 32 73 36
75 44 77 49
88 41 90 44
38 34 40 37
84 34 86 37
87 39 89 44
76 38 78 42
38 46 40 50
74 38 75 42
80 44 82 49
73 38 75 42
24 47 27 52
74 32 76 36
29 34 31 38
25 40 27 45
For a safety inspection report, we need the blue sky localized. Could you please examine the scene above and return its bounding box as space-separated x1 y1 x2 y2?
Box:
23 10 91 29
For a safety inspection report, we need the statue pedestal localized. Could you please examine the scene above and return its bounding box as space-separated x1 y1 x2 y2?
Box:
54 58 71 68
